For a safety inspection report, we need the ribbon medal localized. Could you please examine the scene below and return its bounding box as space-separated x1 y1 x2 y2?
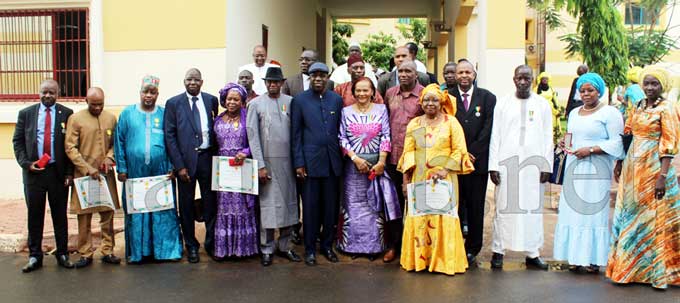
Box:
529 110 535 122
282 104 287 114
154 118 160 128
475 106 481 117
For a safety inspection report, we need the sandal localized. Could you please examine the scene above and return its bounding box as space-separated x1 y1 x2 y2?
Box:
568 265 586 274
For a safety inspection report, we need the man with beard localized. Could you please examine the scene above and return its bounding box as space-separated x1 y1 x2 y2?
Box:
334 53 384 107
290 62 343 266
13 79 74 272
282 49 334 98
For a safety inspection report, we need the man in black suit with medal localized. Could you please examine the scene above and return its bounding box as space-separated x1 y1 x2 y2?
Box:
447 60 496 266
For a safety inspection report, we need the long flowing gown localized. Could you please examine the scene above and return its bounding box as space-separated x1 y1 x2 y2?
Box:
336 104 397 254
214 110 258 258
398 115 474 275
553 105 624 266
606 99 680 289
114 104 182 262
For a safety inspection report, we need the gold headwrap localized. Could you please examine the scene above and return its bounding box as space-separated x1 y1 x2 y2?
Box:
536 71 552 87
641 65 671 93
626 66 642 83
419 84 456 116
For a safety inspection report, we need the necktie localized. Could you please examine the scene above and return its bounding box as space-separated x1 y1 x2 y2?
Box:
463 93 470 111
191 96 203 145
44 107 52 157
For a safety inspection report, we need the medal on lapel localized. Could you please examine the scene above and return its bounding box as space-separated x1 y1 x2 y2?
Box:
282 104 287 114
153 118 160 128
475 106 481 117
61 122 66 134
529 110 535 122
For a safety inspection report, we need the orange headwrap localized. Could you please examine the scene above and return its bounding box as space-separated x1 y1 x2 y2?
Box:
419 83 456 116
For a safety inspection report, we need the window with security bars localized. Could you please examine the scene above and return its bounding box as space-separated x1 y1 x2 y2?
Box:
0 9 89 101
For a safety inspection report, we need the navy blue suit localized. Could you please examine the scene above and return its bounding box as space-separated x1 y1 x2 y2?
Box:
164 92 218 253
291 88 343 254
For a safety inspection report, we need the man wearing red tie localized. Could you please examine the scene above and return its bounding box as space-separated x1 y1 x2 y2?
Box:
13 79 75 272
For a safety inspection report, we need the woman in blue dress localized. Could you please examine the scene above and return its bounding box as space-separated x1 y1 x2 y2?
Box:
552 73 624 273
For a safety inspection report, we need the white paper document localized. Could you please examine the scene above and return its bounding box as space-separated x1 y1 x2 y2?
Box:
124 175 175 214
211 156 259 195
406 180 457 217
73 176 116 211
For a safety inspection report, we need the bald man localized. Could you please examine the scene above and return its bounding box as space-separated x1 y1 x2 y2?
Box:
238 45 280 95
65 87 121 268
13 80 75 272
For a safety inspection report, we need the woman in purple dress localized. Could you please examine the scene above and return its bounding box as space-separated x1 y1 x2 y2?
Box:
336 77 401 260
213 83 258 259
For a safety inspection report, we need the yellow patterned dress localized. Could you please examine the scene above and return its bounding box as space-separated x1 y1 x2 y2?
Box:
606 99 680 289
398 115 474 275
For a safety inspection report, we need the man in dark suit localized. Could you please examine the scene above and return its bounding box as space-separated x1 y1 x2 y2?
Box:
282 49 334 98
448 60 496 265
565 64 588 120
291 62 343 266
164 68 219 263
377 46 430 98
13 79 75 272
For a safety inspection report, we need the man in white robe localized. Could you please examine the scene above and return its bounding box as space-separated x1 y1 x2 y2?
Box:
488 65 553 270
238 45 280 95
329 42 378 87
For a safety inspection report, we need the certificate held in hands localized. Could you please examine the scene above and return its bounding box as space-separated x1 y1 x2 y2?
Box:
406 180 457 217
211 156 259 195
124 175 175 214
73 176 116 211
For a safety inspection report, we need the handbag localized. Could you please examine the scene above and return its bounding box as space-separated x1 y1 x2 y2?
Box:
549 147 567 185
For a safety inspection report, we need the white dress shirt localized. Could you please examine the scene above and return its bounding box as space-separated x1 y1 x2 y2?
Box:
186 92 210 149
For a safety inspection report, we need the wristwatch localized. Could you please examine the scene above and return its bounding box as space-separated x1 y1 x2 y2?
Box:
589 147 594 154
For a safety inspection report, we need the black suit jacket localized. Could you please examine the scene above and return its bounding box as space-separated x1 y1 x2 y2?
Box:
377 70 431 99
565 77 582 120
282 73 335 98
13 103 74 183
164 92 219 176
450 86 496 175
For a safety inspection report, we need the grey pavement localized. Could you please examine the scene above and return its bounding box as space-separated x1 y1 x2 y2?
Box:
1 253 677 303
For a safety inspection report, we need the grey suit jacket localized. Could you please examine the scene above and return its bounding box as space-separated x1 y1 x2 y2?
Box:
282 73 335 98
377 71 430 98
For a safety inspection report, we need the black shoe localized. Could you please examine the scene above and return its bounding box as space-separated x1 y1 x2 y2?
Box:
187 249 200 263
525 256 549 270
74 257 93 268
101 254 121 265
466 253 477 267
260 254 273 266
276 250 302 262
321 249 339 263
490 253 503 269
304 253 316 266
21 257 43 273
291 230 302 245
55 255 74 269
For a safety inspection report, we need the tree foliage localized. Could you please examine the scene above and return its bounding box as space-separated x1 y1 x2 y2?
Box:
397 18 428 62
332 19 354 65
360 32 397 71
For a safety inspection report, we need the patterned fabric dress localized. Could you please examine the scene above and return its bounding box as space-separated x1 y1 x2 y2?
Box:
398 115 474 275
214 110 258 258
606 99 680 289
336 104 394 254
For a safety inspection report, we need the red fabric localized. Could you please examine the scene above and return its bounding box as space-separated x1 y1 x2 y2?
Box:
347 53 364 68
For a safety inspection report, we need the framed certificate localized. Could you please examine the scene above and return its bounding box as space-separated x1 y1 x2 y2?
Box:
124 175 175 214
211 156 259 195
564 132 573 150
406 180 458 217
73 176 116 211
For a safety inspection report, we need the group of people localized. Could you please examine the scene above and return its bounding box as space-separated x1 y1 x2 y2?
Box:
12 43 679 290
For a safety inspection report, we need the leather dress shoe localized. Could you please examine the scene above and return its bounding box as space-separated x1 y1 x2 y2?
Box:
102 254 121 265
56 254 74 269
276 250 302 262
260 254 273 266
74 257 93 268
382 249 396 263
525 256 549 270
466 253 477 267
490 253 504 269
291 229 302 245
21 257 43 273
187 249 200 263
321 249 339 263
304 253 316 266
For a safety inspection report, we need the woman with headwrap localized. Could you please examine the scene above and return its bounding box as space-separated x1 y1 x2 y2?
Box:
607 66 680 289
616 66 645 121
335 77 399 261
552 73 624 273
536 72 564 143
398 84 474 275
213 82 258 259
